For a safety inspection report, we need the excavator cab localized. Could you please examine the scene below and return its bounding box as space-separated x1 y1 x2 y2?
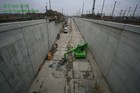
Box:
73 42 88 58
63 42 88 61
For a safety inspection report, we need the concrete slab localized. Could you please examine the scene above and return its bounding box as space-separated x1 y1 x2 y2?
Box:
74 71 93 79
53 50 66 60
39 77 65 93
73 61 91 72
68 79 94 93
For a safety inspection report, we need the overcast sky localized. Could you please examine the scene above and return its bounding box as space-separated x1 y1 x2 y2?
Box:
0 0 140 16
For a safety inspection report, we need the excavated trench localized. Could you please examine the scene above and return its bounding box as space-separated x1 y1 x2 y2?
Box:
28 18 112 93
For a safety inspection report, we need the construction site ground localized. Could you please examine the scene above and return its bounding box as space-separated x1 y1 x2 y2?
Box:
28 18 112 93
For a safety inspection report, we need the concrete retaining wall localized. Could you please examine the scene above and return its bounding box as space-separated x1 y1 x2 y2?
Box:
0 19 63 93
74 18 140 93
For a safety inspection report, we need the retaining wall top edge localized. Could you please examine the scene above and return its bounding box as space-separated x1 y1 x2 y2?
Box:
0 19 46 32
0 19 46 26
79 18 140 34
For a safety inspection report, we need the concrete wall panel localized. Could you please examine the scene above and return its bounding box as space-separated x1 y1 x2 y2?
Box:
74 18 140 93
0 19 63 93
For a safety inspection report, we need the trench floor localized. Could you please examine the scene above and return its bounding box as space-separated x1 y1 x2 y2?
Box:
28 18 112 93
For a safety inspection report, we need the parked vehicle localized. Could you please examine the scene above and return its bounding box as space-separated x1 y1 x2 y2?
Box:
64 27 68 33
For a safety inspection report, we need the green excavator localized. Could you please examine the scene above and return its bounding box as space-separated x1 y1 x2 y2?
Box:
59 42 88 65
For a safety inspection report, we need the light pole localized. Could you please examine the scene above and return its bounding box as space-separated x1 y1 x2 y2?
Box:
49 0 51 10
122 8 127 17
101 0 105 17
127 7 131 17
92 0 96 14
82 2 84 15
62 8 63 14
111 1 117 17
132 4 138 17
119 10 123 17
45 2 48 13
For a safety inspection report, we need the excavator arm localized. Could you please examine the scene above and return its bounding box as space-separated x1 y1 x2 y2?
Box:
64 42 88 59
58 42 88 65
